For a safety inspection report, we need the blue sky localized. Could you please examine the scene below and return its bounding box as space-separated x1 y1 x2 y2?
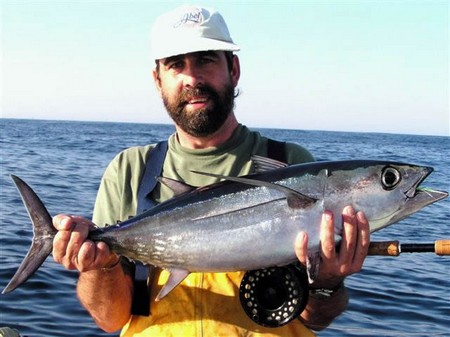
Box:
1 0 448 136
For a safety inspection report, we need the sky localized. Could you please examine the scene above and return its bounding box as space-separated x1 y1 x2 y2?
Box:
1 0 449 136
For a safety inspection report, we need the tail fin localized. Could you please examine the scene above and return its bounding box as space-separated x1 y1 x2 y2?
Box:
2 175 56 294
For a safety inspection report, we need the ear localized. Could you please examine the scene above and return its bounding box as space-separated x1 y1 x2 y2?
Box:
152 66 163 97
231 55 241 87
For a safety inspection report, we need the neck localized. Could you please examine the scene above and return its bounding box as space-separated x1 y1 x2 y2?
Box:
175 113 239 149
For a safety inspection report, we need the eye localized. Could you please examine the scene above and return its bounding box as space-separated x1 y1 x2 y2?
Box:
381 166 401 190
168 61 184 70
199 56 215 65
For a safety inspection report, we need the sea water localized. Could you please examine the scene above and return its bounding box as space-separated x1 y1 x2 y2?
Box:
0 119 448 337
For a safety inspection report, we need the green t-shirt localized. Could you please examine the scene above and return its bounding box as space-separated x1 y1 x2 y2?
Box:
92 124 314 227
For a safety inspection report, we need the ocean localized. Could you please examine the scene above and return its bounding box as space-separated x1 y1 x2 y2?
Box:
0 119 448 337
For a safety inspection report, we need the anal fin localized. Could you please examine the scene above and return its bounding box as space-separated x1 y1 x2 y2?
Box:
155 268 190 301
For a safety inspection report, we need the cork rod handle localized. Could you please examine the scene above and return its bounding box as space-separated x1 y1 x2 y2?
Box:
435 240 450 256
368 240 450 256
368 241 400 256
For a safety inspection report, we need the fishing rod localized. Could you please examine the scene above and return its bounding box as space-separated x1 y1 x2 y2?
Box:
368 239 450 256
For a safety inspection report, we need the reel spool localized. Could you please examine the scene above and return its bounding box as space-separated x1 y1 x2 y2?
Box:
239 264 309 328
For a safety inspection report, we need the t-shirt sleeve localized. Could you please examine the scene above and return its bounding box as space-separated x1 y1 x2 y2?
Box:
284 142 315 164
92 153 125 227
92 146 153 227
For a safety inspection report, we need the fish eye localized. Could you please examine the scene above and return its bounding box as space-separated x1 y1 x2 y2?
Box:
382 166 401 190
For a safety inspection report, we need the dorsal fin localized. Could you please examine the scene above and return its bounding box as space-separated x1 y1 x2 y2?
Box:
252 155 288 173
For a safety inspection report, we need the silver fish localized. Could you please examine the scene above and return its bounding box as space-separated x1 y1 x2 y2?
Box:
2 157 447 300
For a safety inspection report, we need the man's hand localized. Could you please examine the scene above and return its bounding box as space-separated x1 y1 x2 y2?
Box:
52 214 119 272
52 215 133 332
295 205 370 288
296 206 370 330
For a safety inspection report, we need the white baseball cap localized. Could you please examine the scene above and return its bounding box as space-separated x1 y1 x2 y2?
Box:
151 5 240 60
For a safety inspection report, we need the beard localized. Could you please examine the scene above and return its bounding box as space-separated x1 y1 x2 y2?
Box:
162 82 235 137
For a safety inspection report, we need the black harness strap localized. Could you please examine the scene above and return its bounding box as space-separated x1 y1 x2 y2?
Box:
267 138 287 163
131 141 167 316
132 138 286 316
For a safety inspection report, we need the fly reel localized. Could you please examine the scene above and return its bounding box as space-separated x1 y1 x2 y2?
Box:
239 263 309 328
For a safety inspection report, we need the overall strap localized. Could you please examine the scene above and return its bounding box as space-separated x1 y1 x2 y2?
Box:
267 138 287 163
132 140 168 316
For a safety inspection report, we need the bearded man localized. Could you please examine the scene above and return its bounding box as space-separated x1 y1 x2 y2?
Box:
52 5 370 337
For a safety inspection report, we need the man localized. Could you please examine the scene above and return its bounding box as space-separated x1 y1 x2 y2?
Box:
52 5 370 337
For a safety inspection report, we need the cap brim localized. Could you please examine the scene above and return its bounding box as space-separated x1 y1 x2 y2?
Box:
152 38 240 60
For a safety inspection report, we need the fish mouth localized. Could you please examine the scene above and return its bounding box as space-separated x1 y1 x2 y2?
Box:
405 166 433 198
372 166 448 232
405 166 448 206
413 187 449 203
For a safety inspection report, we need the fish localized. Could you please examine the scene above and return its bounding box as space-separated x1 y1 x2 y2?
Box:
2 157 448 300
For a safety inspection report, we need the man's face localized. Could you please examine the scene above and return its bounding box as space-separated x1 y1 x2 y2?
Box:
154 51 239 137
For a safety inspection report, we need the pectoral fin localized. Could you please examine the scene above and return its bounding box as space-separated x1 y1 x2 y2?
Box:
155 269 190 301
192 171 317 209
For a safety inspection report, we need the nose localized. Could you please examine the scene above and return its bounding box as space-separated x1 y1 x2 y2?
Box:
182 62 204 88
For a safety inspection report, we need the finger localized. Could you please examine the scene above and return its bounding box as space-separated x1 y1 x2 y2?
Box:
339 206 357 257
66 222 91 268
53 230 72 264
95 242 120 268
295 231 308 266
76 241 116 272
320 210 336 263
77 240 96 271
52 215 75 265
53 214 74 231
339 206 358 273
70 215 97 230
352 211 370 268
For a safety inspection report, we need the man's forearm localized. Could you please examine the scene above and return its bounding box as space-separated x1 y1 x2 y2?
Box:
299 284 349 331
77 262 134 333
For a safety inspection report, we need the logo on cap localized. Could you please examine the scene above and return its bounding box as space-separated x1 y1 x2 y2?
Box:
151 6 239 60
173 9 204 28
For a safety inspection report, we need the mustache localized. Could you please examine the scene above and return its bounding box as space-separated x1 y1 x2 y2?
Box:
178 85 218 106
